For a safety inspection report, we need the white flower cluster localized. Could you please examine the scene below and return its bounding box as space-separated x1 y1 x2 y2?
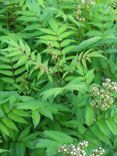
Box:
58 141 105 156
91 78 117 111
58 141 88 156
102 78 117 92
75 6 85 22
75 0 95 22
80 0 95 5
91 147 105 156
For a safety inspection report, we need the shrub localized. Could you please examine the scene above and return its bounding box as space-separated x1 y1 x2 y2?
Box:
0 0 117 156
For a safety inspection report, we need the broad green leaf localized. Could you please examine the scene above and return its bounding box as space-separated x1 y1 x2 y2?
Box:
39 28 56 35
58 25 67 34
22 132 39 142
62 45 76 54
17 55 28 66
67 15 82 27
88 51 106 60
90 125 111 144
12 109 30 117
7 51 21 57
75 37 102 52
0 77 14 83
96 120 110 136
32 111 40 128
18 126 30 141
85 69 95 84
8 112 27 124
36 139 58 156
85 105 95 126
39 35 58 41
43 130 73 144
2 118 18 131
0 64 12 69
36 53 41 63
14 67 26 75
49 19 58 32
60 39 75 47
41 88 64 99
0 70 13 76
39 108 53 120
0 123 10 137
59 31 75 40
17 100 42 110
84 130 101 145
105 118 117 135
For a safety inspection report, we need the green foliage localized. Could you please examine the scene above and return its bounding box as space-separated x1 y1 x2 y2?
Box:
0 0 117 156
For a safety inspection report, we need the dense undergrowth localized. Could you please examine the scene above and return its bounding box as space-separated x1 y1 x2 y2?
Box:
0 0 117 155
